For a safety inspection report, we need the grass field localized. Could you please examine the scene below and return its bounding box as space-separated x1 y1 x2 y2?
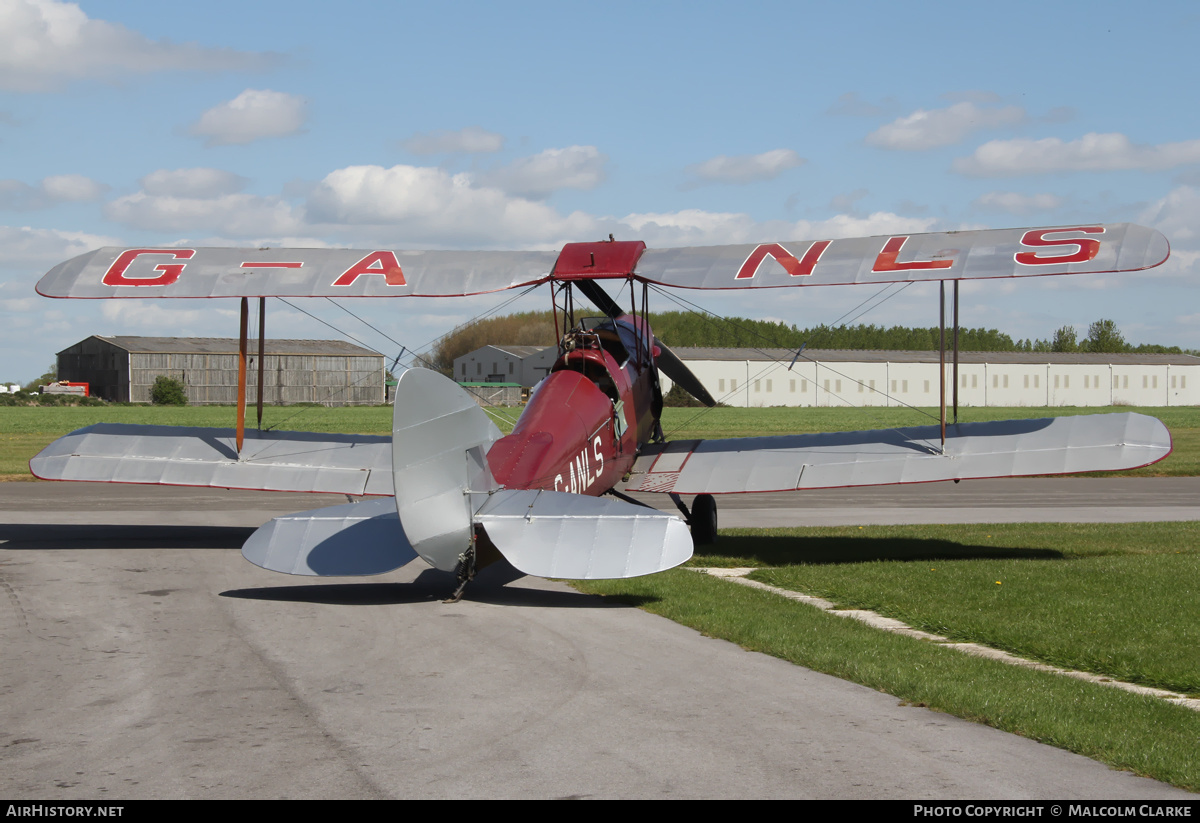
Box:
1 403 1196 478
575 521 1200 791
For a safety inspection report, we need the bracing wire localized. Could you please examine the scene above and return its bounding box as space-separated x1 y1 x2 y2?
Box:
646 282 944 448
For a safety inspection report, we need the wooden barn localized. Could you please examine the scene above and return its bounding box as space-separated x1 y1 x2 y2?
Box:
56 336 386 406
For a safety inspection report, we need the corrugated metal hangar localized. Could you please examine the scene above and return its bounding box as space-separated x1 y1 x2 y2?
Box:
456 344 1200 408
57 335 386 405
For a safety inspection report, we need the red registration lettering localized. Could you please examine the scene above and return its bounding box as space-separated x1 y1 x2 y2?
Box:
871 237 955 272
101 249 195 286
735 241 830 280
1014 227 1104 266
332 251 407 287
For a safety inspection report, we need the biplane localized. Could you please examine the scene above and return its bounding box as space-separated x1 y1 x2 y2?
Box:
31 224 1174 598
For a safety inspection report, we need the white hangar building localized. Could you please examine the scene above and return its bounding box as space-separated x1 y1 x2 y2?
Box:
455 344 1200 408
662 348 1200 408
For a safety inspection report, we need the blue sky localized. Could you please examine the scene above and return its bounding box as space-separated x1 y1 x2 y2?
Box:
3 0 1199 384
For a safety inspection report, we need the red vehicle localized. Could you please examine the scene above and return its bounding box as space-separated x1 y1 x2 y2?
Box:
31 227 1174 599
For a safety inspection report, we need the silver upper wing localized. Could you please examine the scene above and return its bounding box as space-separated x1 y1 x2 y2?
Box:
35 225 1168 299
633 224 1168 290
620 413 1171 494
37 247 559 298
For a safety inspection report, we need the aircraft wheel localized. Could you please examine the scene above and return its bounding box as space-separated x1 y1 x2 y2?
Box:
690 494 717 545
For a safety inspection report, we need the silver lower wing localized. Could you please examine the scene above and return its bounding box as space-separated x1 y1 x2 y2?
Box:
620 413 1171 494
30 423 394 496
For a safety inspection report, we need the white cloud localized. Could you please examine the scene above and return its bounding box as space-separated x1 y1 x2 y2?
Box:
866 102 1025 151
954 133 1200 177
479 146 607 199
305 163 599 247
104 191 302 237
0 0 277 92
0 225 121 268
0 174 107 209
973 191 1065 215
189 89 306 146
402 126 504 155
1141 185 1200 245
40 174 105 202
617 209 939 248
684 149 804 185
140 167 247 198
100 301 237 331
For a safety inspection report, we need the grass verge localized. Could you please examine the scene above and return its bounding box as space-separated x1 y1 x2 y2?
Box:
574 522 1200 792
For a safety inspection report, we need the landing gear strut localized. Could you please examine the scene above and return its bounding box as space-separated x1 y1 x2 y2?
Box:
669 492 718 545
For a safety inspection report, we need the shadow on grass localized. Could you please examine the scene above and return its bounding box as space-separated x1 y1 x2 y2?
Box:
694 534 1064 566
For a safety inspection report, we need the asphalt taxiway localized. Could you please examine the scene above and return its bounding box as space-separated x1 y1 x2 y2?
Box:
0 480 1194 799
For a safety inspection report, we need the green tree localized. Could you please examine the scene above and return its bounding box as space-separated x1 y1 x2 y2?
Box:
1083 319 1128 353
22 364 56 392
1051 325 1079 352
151 375 188 405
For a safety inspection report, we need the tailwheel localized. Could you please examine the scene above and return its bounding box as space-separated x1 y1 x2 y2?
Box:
444 544 477 603
690 493 717 545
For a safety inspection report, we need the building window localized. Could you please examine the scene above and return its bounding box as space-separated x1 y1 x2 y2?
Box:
731 379 737 391
1062 375 1068 388
1153 376 1158 389
754 380 760 393
766 379 772 392
1024 375 1030 389
461 363 466 377
994 375 999 389
790 379 795 392
835 380 842 393
509 362 514 374
801 379 808 392
476 362 481 375
1034 375 1039 388
923 380 929 393
719 379 725 393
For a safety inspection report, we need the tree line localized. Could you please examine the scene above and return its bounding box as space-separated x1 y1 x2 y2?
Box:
427 311 1185 375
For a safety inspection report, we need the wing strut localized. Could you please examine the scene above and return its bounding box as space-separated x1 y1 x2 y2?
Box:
236 297 248 454
256 297 266 430
937 279 963 452
939 282 946 450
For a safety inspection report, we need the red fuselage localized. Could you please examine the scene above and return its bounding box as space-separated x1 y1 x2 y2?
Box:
487 315 660 495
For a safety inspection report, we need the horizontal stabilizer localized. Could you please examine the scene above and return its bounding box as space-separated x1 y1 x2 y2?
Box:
474 489 692 579
242 498 416 576
622 412 1171 494
30 423 394 495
